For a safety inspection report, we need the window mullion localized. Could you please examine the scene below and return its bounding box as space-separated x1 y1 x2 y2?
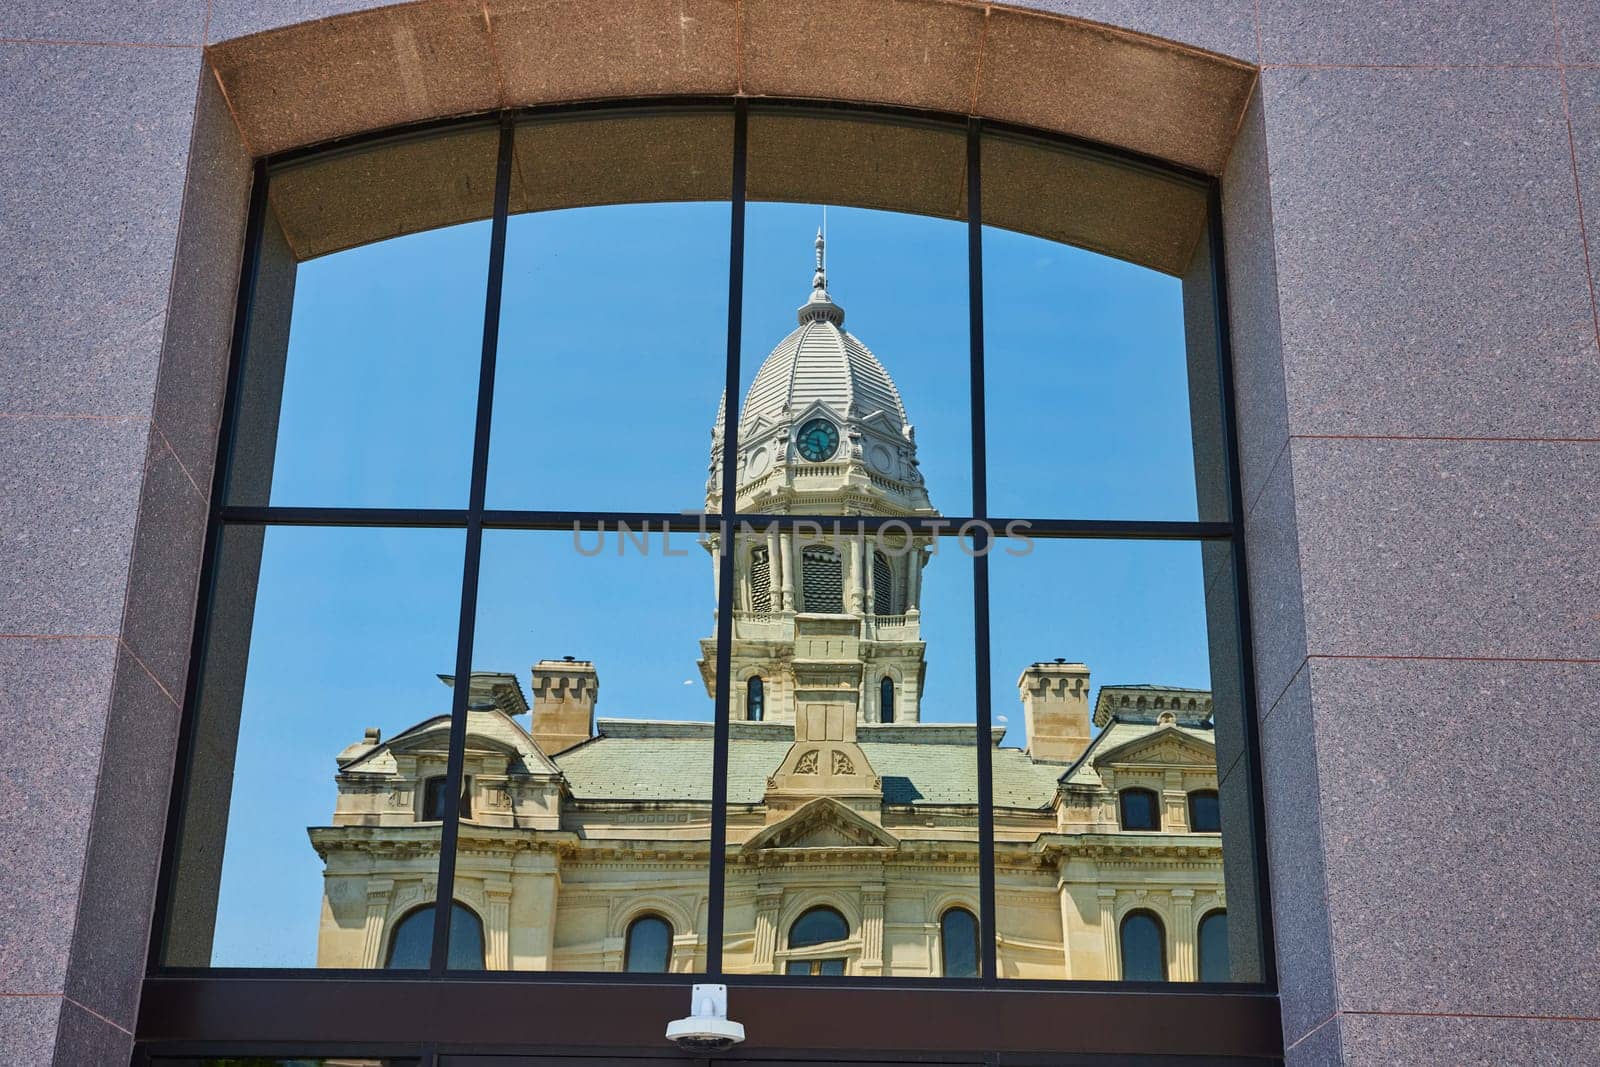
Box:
967 116 1000 987
704 98 748 980
430 113 516 976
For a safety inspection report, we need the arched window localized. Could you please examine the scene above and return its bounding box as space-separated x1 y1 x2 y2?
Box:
939 907 979 978
749 546 772 612
746 675 765 722
872 550 894 613
623 914 674 973
1119 910 1166 982
879 675 895 724
786 905 849 976
1188 790 1220 833
801 545 843 613
1198 910 1229 983
1119 787 1160 831
384 902 484 970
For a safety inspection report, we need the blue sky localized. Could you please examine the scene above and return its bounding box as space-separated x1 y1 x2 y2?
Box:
206 200 1220 966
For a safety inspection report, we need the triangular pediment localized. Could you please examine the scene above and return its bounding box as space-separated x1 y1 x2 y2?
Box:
1092 725 1216 771
743 796 899 853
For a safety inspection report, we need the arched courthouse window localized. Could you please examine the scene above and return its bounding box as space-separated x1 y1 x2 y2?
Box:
385 903 484 970
879 676 895 723
940 907 979 978
786 906 850 976
747 675 765 721
801 545 844 612
1198 910 1229 982
1119 911 1166 982
624 914 674 973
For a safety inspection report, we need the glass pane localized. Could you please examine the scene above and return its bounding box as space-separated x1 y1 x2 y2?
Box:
162 526 463 968
1199 909 1230 982
981 132 1227 522
227 125 498 508
987 537 1261 982
1120 912 1167 981
625 915 673 972
940 907 980 978
447 524 717 972
739 108 972 518
486 110 733 512
721 525 980 979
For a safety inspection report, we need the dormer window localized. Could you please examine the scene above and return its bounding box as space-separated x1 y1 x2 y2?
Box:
1119 788 1161 831
1188 790 1221 833
422 775 470 821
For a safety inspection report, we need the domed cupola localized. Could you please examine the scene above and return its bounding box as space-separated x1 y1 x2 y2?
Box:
707 231 936 517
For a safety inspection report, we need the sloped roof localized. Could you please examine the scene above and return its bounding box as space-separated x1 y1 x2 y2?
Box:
554 719 1062 809
1061 716 1216 788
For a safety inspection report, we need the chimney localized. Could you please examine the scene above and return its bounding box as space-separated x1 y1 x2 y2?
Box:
530 657 597 755
1018 660 1091 764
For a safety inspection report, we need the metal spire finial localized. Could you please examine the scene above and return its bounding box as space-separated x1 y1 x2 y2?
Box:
812 226 827 292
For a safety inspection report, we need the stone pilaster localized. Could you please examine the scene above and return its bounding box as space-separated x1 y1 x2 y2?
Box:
484 879 513 970
1171 888 1195 981
859 883 886 975
359 879 396 968
752 888 783 971
1098 887 1119 980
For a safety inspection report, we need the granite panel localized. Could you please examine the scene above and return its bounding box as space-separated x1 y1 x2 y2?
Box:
207 0 403 43
208 1 499 157
741 0 982 115
1260 67 1600 439
1285 1017 1342 1067
1289 438 1600 660
1221 94 1291 512
0 417 150 636
0 43 201 417
150 69 252 494
0 0 205 45
1258 0 1556 65
52 998 132 1067
1257 668 1336 1045
1017 0 1258 62
1339 1013 1600 1066
119 430 206 715
1568 72 1600 342
1309 657 1600 1017
1560 0 1600 62
0 995 62 1065
0 638 118 994
976 6 1256 175
492 0 737 106
62 648 181 1031
1242 445 1307 714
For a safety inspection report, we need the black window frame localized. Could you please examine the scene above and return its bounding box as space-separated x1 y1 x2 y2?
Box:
1119 787 1163 832
1189 789 1222 833
137 96 1281 1064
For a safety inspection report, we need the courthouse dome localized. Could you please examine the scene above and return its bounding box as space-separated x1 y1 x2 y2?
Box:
708 230 932 515
738 233 909 439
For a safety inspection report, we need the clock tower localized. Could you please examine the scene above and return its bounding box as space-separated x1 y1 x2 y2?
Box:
701 232 938 730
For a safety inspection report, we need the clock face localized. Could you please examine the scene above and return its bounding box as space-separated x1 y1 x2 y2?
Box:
795 418 841 462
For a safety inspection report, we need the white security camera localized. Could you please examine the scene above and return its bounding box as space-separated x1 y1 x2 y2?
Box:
665 983 746 1053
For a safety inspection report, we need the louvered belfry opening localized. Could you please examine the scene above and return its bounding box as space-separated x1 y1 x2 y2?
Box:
802 545 844 612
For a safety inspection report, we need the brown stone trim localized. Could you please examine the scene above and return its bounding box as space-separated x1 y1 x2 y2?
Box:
203 0 1256 174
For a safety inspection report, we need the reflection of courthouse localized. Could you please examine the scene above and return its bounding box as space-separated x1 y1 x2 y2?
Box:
311 238 1232 981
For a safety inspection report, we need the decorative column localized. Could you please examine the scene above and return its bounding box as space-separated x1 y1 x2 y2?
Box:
845 535 863 613
1097 887 1119 980
484 879 513 970
359 878 395 968
778 530 794 611
788 530 804 610
765 525 782 610
1171 888 1195 981
859 884 886 975
906 544 924 612
752 888 783 971
1164 769 1186 830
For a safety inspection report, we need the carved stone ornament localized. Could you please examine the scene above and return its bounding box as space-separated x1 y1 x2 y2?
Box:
795 749 820 774
831 751 855 775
